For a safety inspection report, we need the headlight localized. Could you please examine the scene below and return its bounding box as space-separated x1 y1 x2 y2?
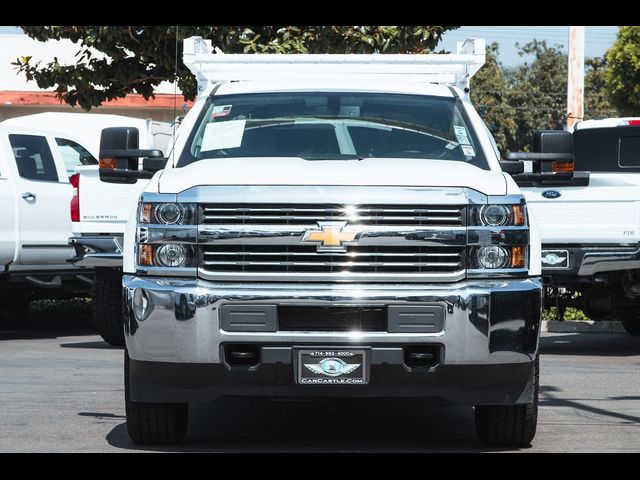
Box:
477 246 509 269
469 245 527 270
139 202 197 225
156 244 187 267
156 203 183 224
480 205 509 226
469 204 526 226
138 243 196 268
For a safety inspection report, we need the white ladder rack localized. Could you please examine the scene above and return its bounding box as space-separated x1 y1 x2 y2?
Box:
183 36 485 97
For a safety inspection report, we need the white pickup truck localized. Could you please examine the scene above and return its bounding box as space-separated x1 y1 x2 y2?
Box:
0 112 124 323
68 118 173 345
94 37 543 448
503 119 640 335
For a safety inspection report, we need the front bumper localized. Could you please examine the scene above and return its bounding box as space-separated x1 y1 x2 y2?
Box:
541 244 640 277
123 276 542 405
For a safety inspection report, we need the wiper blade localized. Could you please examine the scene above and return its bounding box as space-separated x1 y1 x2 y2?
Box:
299 153 368 161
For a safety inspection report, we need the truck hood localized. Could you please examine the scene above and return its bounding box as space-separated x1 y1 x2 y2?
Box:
158 157 507 196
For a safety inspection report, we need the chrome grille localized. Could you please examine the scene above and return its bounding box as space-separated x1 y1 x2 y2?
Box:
200 245 465 274
201 204 464 226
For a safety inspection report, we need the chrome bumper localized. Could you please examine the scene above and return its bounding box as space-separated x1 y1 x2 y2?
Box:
123 276 542 365
541 244 640 277
578 245 640 276
68 235 123 268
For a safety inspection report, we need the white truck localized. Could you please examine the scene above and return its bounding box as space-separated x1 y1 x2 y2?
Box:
505 120 640 335
0 113 114 323
68 117 173 345
96 37 542 447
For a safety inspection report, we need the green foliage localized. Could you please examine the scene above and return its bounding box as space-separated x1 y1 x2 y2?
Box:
542 307 589 321
471 43 517 152
605 26 640 116
15 26 457 111
586 56 618 118
505 41 568 151
30 297 92 314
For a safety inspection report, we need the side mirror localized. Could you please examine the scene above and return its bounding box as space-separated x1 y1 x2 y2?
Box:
499 160 525 174
533 130 573 154
142 157 168 173
99 127 166 184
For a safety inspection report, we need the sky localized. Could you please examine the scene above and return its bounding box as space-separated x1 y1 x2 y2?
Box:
437 26 619 66
0 26 621 67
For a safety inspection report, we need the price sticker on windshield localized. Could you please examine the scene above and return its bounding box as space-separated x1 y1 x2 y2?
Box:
461 145 475 157
454 126 471 145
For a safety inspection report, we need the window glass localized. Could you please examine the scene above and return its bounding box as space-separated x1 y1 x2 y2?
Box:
618 136 640 168
180 92 489 169
9 134 59 182
55 137 98 174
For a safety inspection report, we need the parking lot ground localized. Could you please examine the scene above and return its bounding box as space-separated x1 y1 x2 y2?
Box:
1 315 639 452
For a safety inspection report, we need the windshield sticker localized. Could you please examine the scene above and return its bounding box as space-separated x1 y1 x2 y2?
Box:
461 145 475 157
445 141 459 150
454 126 471 145
211 105 232 118
201 120 246 152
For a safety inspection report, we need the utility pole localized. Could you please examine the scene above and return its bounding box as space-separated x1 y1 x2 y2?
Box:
566 26 585 131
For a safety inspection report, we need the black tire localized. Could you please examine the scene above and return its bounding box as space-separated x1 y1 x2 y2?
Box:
474 355 539 448
124 350 188 445
0 289 31 328
92 271 125 346
616 307 640 336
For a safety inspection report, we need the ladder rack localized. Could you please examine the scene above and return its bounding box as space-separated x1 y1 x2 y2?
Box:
183 36 485 97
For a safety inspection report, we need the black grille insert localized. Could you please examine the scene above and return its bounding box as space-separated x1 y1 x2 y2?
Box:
278 306 386 332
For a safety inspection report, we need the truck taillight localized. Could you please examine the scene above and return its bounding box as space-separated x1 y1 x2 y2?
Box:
70 173 80 222
627 120 640 126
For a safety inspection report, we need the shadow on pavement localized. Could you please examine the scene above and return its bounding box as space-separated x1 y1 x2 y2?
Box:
60 341 122 350
106 397 524 453
539 386 640 424
540 332 640 357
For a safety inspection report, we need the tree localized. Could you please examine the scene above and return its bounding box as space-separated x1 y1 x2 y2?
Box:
473 40 617 153
585 56 618 119
471 43 517 152
15 26 457 111
605 26 640 116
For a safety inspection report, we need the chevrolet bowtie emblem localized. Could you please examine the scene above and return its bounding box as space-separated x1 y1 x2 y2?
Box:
302 222 359 253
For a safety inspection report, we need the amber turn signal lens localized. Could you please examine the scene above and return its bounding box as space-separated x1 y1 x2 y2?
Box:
552 161 574 173
512 205 525 226
99 158 117 169
511 245 526 268
138 244 154 266
140 203 154 223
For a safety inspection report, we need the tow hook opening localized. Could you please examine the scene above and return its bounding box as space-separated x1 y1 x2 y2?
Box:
404 345 440 369
225 344 261 367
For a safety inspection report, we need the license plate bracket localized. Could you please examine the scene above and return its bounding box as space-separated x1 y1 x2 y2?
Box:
296 348 369 385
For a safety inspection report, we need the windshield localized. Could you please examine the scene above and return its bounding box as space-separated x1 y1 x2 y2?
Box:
180 92 488 169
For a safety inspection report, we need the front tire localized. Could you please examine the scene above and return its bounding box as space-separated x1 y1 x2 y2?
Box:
92 270 125 346
474 355 539 448
0 289 31 328
124 350 189 445
616 307 640 336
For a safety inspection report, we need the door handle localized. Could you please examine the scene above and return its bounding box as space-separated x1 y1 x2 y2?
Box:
21 192 36 201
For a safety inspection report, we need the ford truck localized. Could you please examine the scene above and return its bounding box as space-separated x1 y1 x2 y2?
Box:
508 120 640 335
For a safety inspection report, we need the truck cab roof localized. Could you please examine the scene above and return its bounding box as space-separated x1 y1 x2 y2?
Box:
575 117 640 130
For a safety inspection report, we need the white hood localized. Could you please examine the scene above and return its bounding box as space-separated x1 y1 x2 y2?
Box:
159 157 506 195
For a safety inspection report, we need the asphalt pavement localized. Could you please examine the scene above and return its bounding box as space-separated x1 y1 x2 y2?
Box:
1 315 639 452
